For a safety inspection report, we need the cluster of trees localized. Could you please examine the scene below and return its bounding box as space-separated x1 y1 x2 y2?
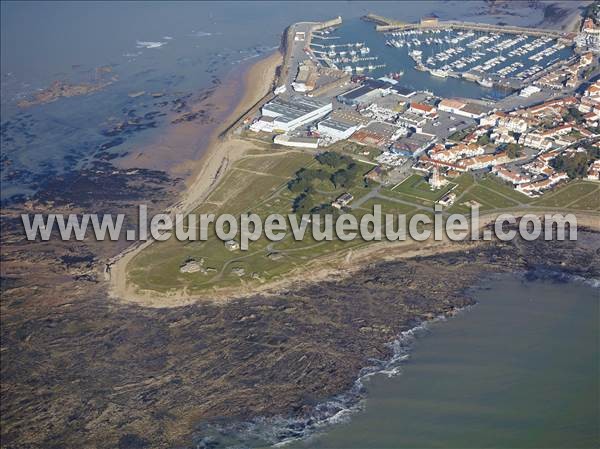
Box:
331 162 359 188
477 133 490 146
287 168 330 193
505 143 523 159
563 107 584 125
288 151 359 212
551 150 596 179
315 151 352 168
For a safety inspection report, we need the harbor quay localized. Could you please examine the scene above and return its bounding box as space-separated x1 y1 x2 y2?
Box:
242 12 599 217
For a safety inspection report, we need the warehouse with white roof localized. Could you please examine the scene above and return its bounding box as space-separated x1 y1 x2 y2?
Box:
261 96 332 132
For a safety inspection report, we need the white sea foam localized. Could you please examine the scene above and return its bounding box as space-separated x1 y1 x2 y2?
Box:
191 30 212 38
199 309 469 449
163 36 174 40
136 40 167 49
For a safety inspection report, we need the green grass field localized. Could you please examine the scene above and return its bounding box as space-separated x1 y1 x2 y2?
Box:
532 181 599 208
391 174 456 202
127 148 600 294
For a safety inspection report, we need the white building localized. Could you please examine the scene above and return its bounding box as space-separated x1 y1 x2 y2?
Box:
250 116 276 133
519 85 541 98
261 97 332 132
498 117 528 133
273 135 320 149
396 111 427 131
430 143 484 163
492 166 531 185
519 133 553 151
438 98 467 115
517 172 569 196
317 119 360 141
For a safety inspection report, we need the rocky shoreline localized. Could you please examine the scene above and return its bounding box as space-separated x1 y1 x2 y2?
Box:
2 5 598 447
2 223 598 448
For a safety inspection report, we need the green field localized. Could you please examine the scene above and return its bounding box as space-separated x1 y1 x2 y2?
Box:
391 174 456 202
127 147 600 295
532 181 599 208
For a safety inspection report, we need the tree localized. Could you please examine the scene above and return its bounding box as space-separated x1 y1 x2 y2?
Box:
477 134 490 146
551 152 590 179
315 151 350 168
330 163 359 188
292 192 312 213
506 143 523 159
564 108 584 124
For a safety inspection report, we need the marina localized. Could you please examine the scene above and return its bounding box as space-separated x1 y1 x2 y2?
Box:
383 27 573 90
311 35 387 74
304 15 577 99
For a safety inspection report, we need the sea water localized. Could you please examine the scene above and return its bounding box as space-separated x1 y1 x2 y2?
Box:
291 274 599 449
1 1 567 201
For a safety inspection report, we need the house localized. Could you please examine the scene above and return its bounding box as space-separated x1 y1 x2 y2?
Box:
519 133 553 151
492 166 531 185
332 192 354 209
588 160 600 181
409 102 437 118
429 143 483 163
479 111 506 127
497 116 528 133
458 152 510 170
584 80 600 97
517 172 569 196
364 166 384 182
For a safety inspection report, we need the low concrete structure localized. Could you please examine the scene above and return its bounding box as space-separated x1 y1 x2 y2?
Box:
273 135 320 148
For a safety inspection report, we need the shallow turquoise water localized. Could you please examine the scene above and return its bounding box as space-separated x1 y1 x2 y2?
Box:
292 275 599 449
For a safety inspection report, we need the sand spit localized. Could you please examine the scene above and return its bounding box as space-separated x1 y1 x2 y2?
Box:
110 209 600 308
108 51 282 304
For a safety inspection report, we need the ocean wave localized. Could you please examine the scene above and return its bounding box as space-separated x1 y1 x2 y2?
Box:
163 36 174 40
136 40 167 49
194 310 468 449
191 30 212 38
230 46 281 65
521 268 600 290
566 275 600 289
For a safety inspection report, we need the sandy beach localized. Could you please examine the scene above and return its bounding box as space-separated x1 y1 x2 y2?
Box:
108 50 283 304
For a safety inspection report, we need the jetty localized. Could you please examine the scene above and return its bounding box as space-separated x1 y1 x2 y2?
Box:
362 13 571 40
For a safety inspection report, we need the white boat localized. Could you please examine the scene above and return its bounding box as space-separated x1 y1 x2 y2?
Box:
478 78 494 88
430 68 449 78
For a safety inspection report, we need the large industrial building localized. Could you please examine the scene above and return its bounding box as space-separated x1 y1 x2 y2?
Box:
438 98 488 119
317 118 361 141
390 132 436 157
337 79 392 105
261 96 332 132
